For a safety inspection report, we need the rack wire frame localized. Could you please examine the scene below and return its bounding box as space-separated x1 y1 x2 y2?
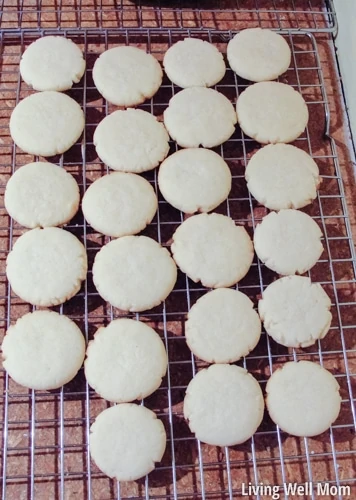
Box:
0 0 337 32
0 27 355 500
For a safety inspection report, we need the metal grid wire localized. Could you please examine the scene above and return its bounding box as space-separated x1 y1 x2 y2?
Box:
0 28 355 500
0 0 337 32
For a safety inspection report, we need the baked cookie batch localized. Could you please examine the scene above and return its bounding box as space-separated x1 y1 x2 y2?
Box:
2 30 342 482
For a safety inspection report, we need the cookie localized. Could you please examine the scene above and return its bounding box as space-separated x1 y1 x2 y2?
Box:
6 227 87 306
85 318 167 402
186 288 261 363
163 38 226 88
184 364 264 446
93 46 162 107
253 209 323 275
259 276 332 348
82 172 157 237
94 109 169 173
92 235 177 312
171 213 254 288
245 144 321 210
266 361 341 436
158 148 232 214
236 82 308 144
227 28 291 82
163 87 237 148
5 162 80 228
2 311 85 390
20 36 86 91
90 404 166 481
10 91 85 156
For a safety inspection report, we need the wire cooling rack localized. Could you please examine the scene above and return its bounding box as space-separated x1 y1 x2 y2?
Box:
0 28 355 500
0 0 337 32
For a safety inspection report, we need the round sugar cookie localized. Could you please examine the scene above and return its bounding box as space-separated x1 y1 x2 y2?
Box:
6 227 87 306
93 46 162 106
184 364 264 446
227 28 291 82
236 82 308 144
20 36 86 91
163 87 237 148
10 91 85 157
90 404 166 481
94 109 169 173
171 213 254 288
92 235 177 312
186 288 261 363
82 172 157 237
2 311 85 390
158 148 232 214
85 318 167 402
254 209 323 275
259 276 332 348
246 144 321 210
163 38 226 88
266 361 341 436
5 162 80 228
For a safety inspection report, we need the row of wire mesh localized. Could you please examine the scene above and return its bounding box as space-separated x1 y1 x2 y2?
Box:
0 0 337 32
0 23 355 500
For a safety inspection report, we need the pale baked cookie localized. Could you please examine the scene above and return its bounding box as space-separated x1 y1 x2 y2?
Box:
258 276 332 347
163 38 226 88
236 82 308 144
158 148 232 214
82 172 157 237
171 213 254 288
10 91 85 156
246 144 321 210
227 28 291 82
259 276 332 348
266 361 341 436
20 36 86 91
90 404 166 481
92 235 177 312
5 162 80 228
94 109 169 173
254 209 323 275
6 227 87 306
184 364 264 446
186 288 261 363
85 318 167 402
93 46 162 106
2 311 85 390
163 87 237 148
